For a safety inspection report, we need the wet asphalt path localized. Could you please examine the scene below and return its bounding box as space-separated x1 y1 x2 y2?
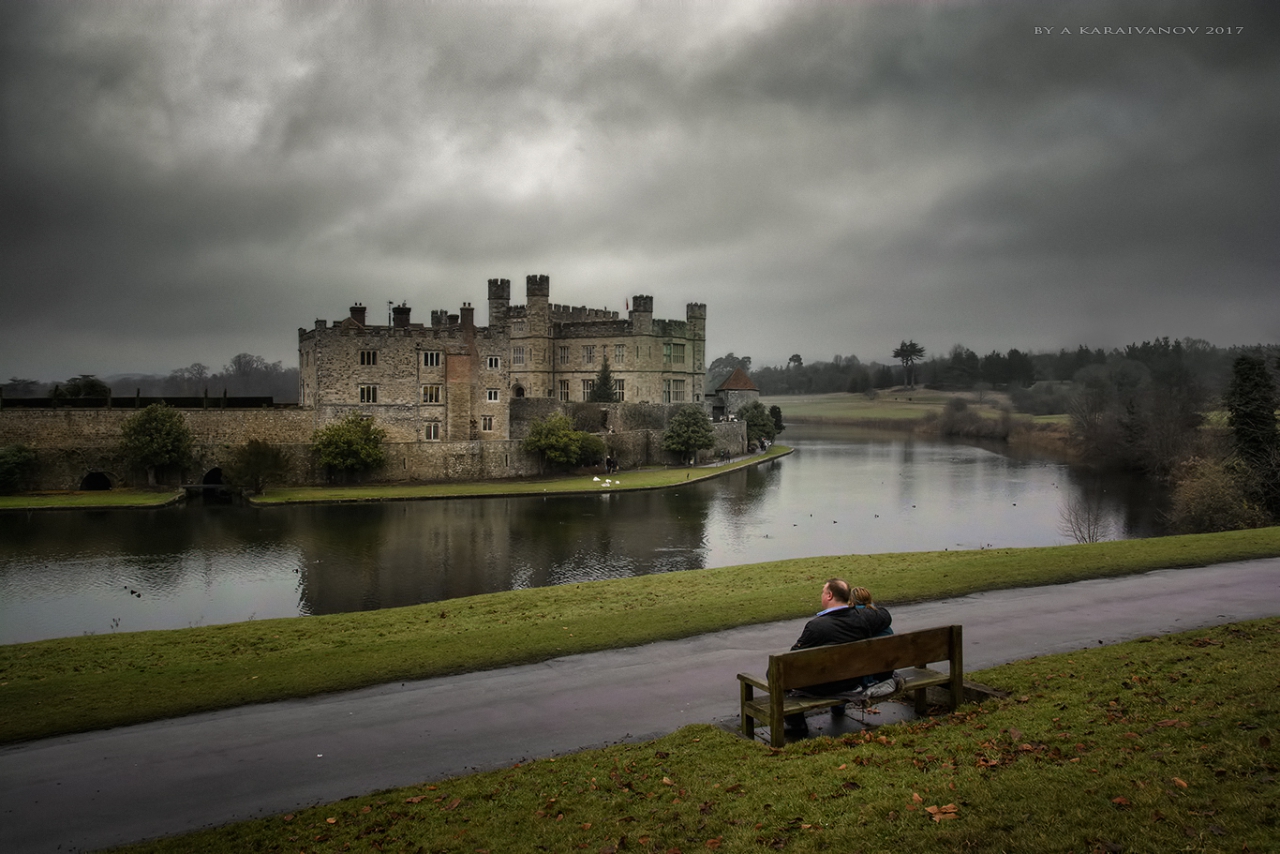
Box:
2 558 1278 853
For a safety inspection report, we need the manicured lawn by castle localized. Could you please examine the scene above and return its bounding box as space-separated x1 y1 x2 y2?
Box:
252 445 792 505
0 488 179 510
2 527 1279 745
0 446 790 511
111 616 1280 854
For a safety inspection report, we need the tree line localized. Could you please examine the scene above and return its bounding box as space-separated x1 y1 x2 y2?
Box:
3 353 299 403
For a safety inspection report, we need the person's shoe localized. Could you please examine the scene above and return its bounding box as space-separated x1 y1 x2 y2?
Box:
865 674 904 700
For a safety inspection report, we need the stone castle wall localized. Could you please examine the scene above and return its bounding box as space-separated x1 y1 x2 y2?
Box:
0 405 746 489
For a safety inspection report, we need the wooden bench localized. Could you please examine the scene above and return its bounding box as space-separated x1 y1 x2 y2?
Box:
737 625 964 747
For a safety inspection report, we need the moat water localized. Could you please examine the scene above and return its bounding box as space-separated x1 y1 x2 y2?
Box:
0 425 1169 644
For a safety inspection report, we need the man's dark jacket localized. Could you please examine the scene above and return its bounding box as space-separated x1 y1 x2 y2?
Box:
790 605 892 694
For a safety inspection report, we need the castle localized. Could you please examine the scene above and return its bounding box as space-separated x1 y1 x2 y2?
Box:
0 275 736 489
298 274 708 442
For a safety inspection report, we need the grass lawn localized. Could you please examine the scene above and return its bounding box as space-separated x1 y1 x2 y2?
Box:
0 488 180 510
3 526 1279 745
110 616 1280 854
251 446 791 504
763 391 1064 428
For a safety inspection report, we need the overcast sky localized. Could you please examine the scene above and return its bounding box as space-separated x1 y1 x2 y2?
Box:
3 0 1277 382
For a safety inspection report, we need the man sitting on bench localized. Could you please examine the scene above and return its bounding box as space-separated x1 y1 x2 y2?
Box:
786 578 895 735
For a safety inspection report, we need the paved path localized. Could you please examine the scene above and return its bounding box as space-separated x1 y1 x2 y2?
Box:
2 558 1278 853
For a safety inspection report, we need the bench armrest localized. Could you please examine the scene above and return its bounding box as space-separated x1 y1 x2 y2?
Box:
737 672 770 691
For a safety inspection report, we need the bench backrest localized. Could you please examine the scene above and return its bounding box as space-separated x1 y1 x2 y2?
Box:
769 625 962 692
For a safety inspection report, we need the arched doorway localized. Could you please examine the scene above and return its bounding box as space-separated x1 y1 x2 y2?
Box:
202 468 225 486
79 472 112 491
513 385 525 398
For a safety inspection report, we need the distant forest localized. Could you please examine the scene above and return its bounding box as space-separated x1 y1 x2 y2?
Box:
708 339 1280 407
3 354 299 404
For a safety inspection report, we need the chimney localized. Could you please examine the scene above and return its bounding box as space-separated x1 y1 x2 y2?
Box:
392 303 411 328
349 303 367 326
460 302 475 328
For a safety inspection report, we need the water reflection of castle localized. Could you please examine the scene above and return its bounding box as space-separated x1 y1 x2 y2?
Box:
294 490 712 616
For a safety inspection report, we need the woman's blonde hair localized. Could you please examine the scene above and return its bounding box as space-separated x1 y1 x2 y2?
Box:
851 586 876 608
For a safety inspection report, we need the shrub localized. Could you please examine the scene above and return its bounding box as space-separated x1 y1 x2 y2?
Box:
0 444 37 494
522 415 604 470
120 404 194 486
1167 455 1271 533
311 414 387 481
224 440 291 494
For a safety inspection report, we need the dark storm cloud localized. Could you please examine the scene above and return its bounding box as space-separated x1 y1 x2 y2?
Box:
1 0 1276 382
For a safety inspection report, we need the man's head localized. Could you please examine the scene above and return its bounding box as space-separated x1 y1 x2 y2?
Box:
821 578 851 608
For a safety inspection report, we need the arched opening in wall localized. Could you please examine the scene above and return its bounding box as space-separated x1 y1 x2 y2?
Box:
80 472 112 491
513 385 525 398
203 468 225 486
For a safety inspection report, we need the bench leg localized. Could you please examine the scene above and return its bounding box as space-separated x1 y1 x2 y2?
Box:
914 687 929 717
740 681 755 741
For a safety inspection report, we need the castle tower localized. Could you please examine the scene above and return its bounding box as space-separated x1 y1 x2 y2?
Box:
487 278 511 328
685 302 706 339
526 274 550 336
629 294 653 336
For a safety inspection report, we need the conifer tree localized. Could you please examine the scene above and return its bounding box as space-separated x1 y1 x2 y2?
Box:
589 356 617 403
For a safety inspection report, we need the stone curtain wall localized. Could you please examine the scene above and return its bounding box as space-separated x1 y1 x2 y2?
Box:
1 404 746 489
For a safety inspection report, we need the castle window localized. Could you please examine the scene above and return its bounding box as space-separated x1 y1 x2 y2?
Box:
359 384 378 403
582 345 595 363
614 379 625 401
487 355 500 370
424 351 441 367
424 422 440 441
663 379 671 403
487 388 499 402
558 380 569 402
558 346 570 365
512 346 526 366
582 379 594 399
671 344 686 364
481 415 494 432
614 344 625 364
672 379 686 402
422 384 442 404
663 343 671 365
360 350 378 366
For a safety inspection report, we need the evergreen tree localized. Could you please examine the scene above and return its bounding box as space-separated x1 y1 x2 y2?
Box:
589 356 617 402
662 405 715 463
1224 355 1280 517
737 400 776 445
769 405 785 435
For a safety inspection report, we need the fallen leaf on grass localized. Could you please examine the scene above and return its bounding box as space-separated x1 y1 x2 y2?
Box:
442 798 461 811
1172 777 1189 789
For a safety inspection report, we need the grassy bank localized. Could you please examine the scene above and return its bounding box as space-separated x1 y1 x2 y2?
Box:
3 528 1279 745
765 391 1077 460
0 447 789 511
0 488 180 510
252 446 791 505
113 617 1280 854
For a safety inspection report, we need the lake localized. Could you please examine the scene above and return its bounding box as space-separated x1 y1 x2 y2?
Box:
0 425 1168 644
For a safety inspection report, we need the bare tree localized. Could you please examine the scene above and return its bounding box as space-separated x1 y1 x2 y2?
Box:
1058 492 1111 544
